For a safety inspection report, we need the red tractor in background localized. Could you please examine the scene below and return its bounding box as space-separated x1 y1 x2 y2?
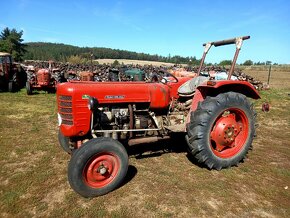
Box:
79 71 94 81
0 52 26 92
64 71 94 82
57 36 259 198
26 61 64 95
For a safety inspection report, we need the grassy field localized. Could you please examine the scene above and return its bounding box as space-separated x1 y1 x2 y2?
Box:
0 69 290 217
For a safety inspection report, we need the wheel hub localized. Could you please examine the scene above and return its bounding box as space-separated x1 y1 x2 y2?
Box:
83 152 119 188
97 164 108 175
211 113 242 151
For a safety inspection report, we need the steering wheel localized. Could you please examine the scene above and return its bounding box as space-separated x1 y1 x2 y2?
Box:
160 71 179 83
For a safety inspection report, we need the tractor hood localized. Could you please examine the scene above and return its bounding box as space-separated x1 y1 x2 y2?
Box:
57 79 190 109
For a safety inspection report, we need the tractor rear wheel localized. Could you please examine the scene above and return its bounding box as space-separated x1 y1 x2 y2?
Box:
68 137 128 198
186 92 256 170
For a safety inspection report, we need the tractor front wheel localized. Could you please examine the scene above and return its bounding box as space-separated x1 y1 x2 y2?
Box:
186 92 256 170
8 81 13 92
58 129 73 154
68 137 128 198
26 82 32 95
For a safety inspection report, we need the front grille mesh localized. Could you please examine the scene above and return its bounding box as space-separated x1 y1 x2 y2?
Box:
59 95 73 126
60 101 72 107
62 120 73 125
61 113 73 120
60 107 72 113
59 95 72 101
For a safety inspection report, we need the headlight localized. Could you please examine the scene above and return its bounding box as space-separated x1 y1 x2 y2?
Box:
57 113 62 126
88 96 99 111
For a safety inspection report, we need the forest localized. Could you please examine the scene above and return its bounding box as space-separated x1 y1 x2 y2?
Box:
23 42 200 65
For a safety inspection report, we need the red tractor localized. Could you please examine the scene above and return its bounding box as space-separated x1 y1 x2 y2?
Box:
26 62 63 95
0 52 26 92
79 71 94 81
57 36 260 198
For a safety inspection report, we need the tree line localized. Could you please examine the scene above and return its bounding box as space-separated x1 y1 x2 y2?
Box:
23 42 201 65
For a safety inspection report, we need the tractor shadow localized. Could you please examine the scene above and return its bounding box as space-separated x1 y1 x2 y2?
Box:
29 91 54 95
127 133 188 159
120 165 138 187
120 133 210 189
126 133 209 170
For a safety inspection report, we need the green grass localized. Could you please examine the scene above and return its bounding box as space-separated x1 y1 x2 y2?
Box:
0 87 290 217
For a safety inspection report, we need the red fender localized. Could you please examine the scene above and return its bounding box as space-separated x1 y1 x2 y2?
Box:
186 80 260 124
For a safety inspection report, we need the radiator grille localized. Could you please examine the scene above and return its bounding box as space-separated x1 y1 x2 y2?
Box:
60 113 73 120
81 76 88 81
60 101 72 107
59 95 72 101
59 95 73 126
62 120 73 125
60 107 72 113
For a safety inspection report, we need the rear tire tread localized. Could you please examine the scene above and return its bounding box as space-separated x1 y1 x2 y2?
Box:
186 92 256 170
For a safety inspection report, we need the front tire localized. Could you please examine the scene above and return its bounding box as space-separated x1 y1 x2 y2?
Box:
186 92 256 170
58 129 73 154
68 137 128 198
26 82 32 95
8 81 13 92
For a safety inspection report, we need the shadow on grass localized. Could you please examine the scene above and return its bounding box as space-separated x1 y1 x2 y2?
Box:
121 165 138 187
126 133 211 170
30 91 56 95
127 133 188 159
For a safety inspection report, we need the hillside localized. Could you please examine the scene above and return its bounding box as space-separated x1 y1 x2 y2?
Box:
23 42 198 65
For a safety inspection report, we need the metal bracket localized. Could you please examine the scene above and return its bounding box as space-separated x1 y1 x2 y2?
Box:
149 111 160 129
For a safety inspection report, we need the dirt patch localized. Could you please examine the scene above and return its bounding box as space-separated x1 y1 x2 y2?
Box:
39 184 68 216
3 151 46 174
207 197 222 210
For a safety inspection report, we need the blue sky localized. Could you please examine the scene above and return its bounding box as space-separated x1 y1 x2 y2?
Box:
1 0 290 64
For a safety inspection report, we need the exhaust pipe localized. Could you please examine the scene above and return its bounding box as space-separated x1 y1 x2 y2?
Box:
128 136 170 146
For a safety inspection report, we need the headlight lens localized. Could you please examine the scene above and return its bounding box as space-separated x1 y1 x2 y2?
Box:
57 113 62 126
88 96 99 111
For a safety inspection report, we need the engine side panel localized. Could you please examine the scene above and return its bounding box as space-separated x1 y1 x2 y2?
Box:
57 81 173 137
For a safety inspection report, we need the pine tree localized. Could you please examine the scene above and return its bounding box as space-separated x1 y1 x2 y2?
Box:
0 27 26 61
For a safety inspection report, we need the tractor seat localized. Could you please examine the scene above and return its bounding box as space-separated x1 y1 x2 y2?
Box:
178 76 209 97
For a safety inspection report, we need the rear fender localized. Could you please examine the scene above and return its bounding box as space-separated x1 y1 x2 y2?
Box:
186 80 260 123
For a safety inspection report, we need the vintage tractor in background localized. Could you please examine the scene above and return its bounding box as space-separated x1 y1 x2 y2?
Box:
26 61 64 95
79 71 94 81
108 68 120 81
65 70 79 82
124 68 145 81
57 36 260 198
0 52 26 92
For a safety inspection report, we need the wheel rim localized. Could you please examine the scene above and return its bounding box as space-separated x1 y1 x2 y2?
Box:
83 152 120 188
210 108 249 158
